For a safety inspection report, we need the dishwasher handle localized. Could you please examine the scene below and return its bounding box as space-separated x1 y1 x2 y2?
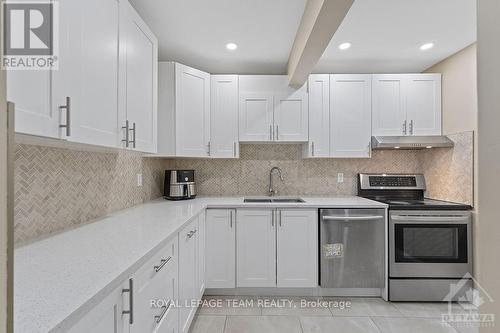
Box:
322 215 384 221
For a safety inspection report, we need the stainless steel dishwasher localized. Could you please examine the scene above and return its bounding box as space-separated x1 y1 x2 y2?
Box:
320 209 385 288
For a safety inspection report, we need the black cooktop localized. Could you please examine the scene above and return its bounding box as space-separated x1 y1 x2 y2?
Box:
366 197 472 210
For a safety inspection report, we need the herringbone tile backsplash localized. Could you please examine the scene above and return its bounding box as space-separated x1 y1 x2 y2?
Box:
15 131 472 244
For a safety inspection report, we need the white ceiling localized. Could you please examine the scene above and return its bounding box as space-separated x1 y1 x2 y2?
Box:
129 0 307 74
130 0 476 75
314 0 477 73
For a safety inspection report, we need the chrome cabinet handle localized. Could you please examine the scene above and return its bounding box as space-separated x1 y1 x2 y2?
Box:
128 122 136 148
409 120 414 135
402 120 407 135
312 142 315 157
187 229 198 239
122 278 134 324
276 125 279 140
122 120 129 148
392 215 470 222
59 96 71 136
208 141 211 156
155 301 171 324
154 256 172 273
230 210 233 228
269 124 273 140
271 210 275 227
278 210 282 227
233 142 237 157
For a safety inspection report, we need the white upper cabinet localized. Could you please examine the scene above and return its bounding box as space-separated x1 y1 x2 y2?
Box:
372 75 407 136
277 209 318 288
304 74 330 157
236 209 276 287
157 62 211 157
406 74 442 135
274 91 308 141
330 74 372 158
239 93 274 141
53 0 120 147
238 76 308 142
372 74 441 136
205 209 236 288
119 0 158 153
7 71 57 138
211 75 239 158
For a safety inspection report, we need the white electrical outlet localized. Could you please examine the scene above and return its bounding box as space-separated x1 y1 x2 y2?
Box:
337 173 344 183
136 173 143 187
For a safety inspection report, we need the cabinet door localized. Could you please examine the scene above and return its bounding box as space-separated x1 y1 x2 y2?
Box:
372 75 407 136
330 74 372 158
211 75 239 157
7 71 58 138
197 212 206 298
406 74 442 135
175 63 211 157
236 209 276 287
178 219 198 333
54 0 120 147
205 209 236 288
119 1 158 153
277 210 318 288
68 283 128 333
274 90 308 142
238 93 274 142
306 74 330 157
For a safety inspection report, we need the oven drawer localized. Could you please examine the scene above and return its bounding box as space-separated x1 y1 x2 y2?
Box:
389 278 472 302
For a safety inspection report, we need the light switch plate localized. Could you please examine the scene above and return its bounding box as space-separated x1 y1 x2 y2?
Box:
337 173 344 183
137 173 143 187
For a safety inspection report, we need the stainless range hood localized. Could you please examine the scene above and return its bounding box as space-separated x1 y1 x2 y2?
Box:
371 136 454 150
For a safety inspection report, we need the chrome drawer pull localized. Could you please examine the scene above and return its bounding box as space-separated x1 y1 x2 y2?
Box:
154 256 172 272
121 120 129 147
122 278 134 324
59 96 71 136
155 301 171 324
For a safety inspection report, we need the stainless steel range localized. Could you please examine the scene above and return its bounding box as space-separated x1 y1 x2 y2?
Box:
358 173 473 302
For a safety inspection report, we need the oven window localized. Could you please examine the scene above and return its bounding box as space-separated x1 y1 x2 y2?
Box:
394 224 468 263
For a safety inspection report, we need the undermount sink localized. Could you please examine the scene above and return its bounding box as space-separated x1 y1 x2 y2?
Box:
243 197 306 203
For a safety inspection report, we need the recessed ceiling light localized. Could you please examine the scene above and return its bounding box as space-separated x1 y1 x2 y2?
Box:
420 42 434 51
338 42 351 50
226 42 238 51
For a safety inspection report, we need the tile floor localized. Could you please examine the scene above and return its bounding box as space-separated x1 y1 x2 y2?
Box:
189 296 480 333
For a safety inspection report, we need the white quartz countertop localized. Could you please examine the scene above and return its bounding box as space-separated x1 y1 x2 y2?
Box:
14 196 386 333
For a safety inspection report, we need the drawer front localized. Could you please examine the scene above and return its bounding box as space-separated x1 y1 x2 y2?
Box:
137 237 177 282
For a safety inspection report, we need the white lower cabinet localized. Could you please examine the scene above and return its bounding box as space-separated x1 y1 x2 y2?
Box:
205 209 236 288
68 283 128 333
178 216 201 333
277 209 318 288
236 209 276 287
130 239 177 333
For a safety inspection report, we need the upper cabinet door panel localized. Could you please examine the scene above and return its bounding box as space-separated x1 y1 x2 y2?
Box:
175 64 210 156
238 93 274 142
406 74 442 135
54 0 120 147
7 71 57 138
274 90 308 142
121 2 158 153
211 75 239 158
306 74 330 157
330 74 372 158
372 75 407 136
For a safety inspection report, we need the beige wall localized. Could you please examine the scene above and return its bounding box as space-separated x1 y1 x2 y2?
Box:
477 0 500 330
425 43 477 135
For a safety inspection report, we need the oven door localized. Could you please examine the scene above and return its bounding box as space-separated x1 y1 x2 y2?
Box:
389 210 472 278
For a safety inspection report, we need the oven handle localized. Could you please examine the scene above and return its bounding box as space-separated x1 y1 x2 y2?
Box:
322 215 384 221
391 215 470 222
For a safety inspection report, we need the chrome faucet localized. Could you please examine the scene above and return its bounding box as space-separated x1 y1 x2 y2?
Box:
269 167 284 196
